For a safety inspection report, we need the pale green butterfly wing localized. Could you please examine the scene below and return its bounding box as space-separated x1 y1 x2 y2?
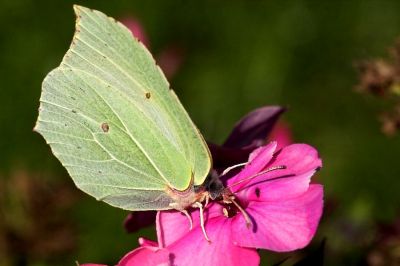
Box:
34 5 212 211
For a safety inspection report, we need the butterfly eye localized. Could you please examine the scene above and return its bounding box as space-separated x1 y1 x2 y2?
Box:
206 177 224 200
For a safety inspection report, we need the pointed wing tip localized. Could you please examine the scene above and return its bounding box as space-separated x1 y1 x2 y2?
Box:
71 5 119 35
73 4 87 14
73 4 100 15
73 4 83 15
72 5 96 25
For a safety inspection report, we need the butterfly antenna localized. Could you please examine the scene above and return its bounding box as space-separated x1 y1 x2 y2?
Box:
220 162 248 177
227 165 286 190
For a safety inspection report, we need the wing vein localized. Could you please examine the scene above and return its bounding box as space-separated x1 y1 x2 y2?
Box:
36 128 94 142
76 182 164 191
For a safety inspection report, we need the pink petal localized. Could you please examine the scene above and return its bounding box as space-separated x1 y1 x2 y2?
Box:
264 144 322 177
117 246 170 266
157 210 193 247
166 217 260 266
232 185 324 251
227 141 277 191
138 237 158 248
231 144 322 199
241 169 319 202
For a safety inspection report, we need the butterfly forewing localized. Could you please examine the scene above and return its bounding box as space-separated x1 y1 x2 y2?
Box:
35 5 212 211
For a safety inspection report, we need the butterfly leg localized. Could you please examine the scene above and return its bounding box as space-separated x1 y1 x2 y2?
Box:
204 194 210 208
231 198 252 228
181 209 193 230
193 202 211 242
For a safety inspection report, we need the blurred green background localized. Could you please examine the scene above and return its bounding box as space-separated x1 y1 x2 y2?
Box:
1 0 400 265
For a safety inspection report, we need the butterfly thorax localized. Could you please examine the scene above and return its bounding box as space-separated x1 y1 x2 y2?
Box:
166 183 209 211
166 172 233 211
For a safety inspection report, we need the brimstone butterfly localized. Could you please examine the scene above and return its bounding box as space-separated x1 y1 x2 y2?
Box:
35 5 274 240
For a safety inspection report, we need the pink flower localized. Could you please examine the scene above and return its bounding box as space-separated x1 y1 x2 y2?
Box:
119 141 324 265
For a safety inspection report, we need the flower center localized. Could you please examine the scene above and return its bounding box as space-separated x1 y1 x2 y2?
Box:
222 204 238 218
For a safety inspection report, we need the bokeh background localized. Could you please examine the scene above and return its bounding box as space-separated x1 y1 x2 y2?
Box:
1 0 400 265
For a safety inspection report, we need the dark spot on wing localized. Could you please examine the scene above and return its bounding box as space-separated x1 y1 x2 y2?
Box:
255 187 261 198
101 122 109 133
72 109 77 113
145 92 151 99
